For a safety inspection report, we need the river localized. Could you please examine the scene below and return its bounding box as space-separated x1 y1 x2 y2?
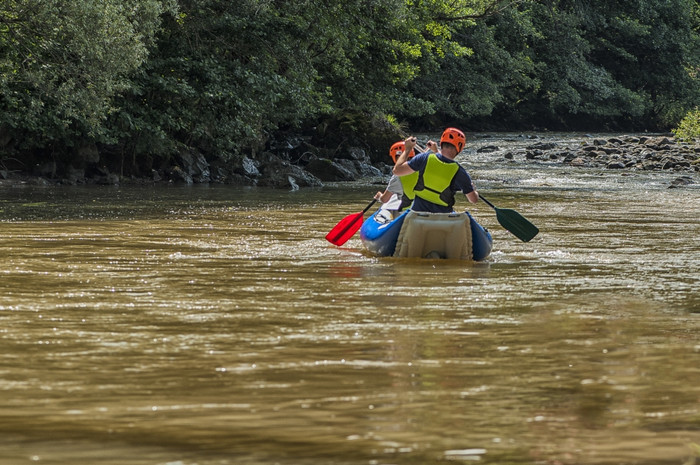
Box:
1 133 699 464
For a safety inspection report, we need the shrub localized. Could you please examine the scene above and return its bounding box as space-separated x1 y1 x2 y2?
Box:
673 108 700 141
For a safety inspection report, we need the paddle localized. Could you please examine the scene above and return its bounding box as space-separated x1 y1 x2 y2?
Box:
407 139 539 242
389 135 541 242
479 195 539 242
325 199 378 246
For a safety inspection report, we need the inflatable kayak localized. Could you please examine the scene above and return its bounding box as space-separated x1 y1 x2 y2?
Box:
360 209 493 261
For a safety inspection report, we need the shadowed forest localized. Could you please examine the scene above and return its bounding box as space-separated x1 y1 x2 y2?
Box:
1 0 699 180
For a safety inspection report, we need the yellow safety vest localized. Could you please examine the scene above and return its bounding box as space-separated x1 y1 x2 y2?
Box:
414 154 460 207
399 171 419 200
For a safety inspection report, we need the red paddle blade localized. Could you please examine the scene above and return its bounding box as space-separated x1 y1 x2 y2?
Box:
325 212 364 246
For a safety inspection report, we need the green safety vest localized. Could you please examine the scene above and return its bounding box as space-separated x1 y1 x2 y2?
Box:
413 153 460 207
399 171 419 199
397 170 419 210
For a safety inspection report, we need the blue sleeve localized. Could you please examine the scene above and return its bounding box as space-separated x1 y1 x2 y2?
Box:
453 167 474 193
407 152 430 172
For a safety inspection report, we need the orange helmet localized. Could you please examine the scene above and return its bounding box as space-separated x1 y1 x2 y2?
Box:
440 127 466 152
389 141 415 163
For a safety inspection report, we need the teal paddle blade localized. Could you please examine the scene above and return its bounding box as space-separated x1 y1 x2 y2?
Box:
495 207 539 242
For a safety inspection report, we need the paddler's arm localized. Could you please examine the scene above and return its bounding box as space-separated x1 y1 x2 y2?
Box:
393 136 417 176
374 189 394 203
466 183 479 203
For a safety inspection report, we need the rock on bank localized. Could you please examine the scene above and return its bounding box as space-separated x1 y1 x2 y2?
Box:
2 133 698 188
0 114 399 188
511 135 700 174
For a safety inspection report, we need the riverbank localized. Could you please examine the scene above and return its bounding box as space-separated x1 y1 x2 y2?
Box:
1 134 698 190
471 134 699 189
505 134 697 179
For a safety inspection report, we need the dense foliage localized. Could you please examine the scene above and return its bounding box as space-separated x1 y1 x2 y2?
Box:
0 0 173 147
1 0 699 176
410 0 700 131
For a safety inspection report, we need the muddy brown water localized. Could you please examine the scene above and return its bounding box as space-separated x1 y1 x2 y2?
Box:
1 134 699 464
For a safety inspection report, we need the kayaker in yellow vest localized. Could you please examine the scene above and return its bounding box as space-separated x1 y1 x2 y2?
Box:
374 140 420 218
393 128 479 213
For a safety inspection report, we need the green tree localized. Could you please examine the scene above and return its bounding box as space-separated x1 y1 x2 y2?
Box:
0 0 172 153
492 0 700 130
673 107 700 140
407 4 541 126
110 0 492 165
585 0 700 128
2 0 698 176
417 0 699 131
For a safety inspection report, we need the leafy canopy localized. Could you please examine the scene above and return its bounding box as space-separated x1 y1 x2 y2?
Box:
0 0 174 148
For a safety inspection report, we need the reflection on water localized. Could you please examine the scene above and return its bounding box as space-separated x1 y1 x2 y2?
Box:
1 134 699 464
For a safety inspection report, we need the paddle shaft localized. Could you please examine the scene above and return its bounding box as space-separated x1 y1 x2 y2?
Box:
359 198 378 215
479 195 497 210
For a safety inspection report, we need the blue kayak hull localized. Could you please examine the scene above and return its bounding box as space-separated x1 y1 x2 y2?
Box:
360 209 493 261
359 209 410 257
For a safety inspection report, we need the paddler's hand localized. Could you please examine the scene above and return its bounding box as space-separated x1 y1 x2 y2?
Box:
394 137 418 176
403 136 417 153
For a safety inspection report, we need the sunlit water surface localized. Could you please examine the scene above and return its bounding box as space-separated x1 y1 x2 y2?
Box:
1 133 699 465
